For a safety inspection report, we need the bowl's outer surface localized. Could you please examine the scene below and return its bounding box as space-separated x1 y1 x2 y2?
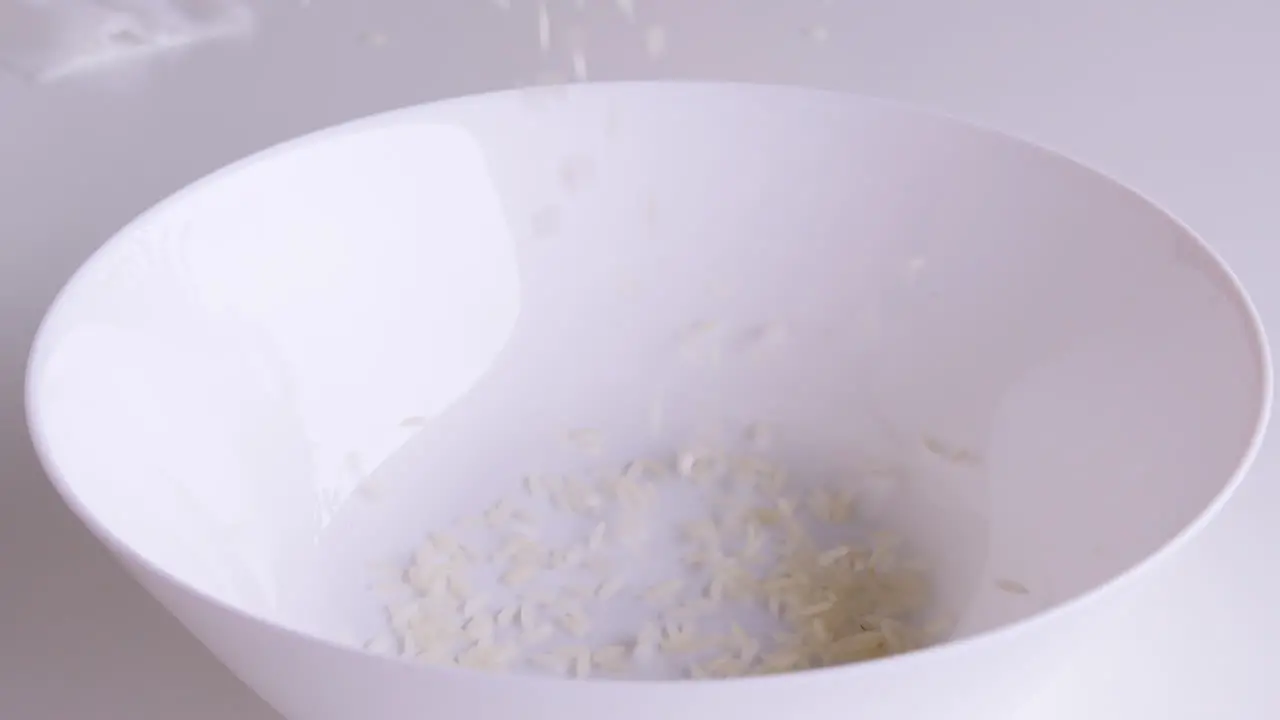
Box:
26 82 1270 720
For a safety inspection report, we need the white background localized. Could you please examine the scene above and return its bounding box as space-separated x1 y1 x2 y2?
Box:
2 1 1278 718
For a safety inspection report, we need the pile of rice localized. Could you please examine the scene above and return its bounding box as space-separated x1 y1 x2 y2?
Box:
364 434 945 680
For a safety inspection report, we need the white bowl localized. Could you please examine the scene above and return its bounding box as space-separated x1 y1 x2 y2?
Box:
25 82 1270 720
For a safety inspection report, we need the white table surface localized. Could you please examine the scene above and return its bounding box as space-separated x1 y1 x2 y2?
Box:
2 1 1278 718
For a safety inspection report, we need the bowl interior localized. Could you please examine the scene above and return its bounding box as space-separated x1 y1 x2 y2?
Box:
27 83 1267 657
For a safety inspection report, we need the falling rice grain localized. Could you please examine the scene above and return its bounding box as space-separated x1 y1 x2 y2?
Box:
597 577 626 600
645 578 684 606
573 646 593 678
496 605 518 628
752 322 788 350
645 25 666 58
537 2 551 51
995 578 1031 595
565 427 604 454
745 422 772 450
587 521 608 551
501 565 539 587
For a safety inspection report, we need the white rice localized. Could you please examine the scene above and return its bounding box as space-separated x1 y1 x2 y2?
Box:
644 25 666 58
995 578 1030 595
368 424 942 680
537 2 551 51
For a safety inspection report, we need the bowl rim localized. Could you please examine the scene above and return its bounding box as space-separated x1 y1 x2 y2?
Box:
23 79 1274 691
